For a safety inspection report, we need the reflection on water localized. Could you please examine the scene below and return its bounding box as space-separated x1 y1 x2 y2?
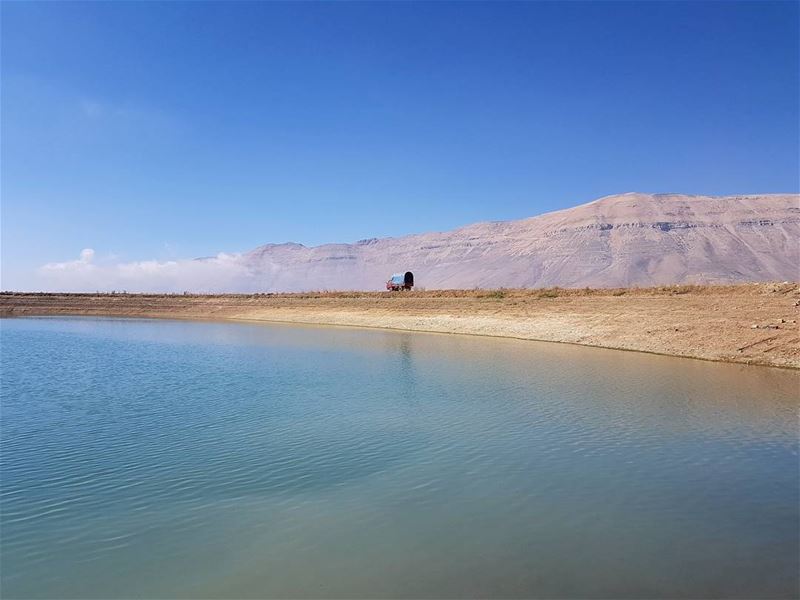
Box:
1 317 798 599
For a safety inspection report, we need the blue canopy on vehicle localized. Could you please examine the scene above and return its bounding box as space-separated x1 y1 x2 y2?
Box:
390 273 405 285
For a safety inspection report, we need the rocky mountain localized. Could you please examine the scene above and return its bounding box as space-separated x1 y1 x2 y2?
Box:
238 193 799 291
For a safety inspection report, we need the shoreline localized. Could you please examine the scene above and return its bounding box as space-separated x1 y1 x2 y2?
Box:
154 313 800 371
2 283 798 369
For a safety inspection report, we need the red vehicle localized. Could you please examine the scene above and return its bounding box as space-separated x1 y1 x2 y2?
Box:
386 271 414 291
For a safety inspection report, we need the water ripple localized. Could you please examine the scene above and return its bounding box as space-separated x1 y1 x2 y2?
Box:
1 317 798 599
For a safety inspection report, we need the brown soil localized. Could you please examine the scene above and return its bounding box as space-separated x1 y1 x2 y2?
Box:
2 283 799 368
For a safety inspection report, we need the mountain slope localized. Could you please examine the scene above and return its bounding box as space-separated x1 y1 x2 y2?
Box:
239 193 799 291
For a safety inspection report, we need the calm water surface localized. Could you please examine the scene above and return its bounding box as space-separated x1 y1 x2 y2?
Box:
1 317 798 599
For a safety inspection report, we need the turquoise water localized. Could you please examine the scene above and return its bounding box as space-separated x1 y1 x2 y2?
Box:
1 317 798 599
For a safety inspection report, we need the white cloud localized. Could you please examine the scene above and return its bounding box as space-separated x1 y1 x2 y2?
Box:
36 250 259 293
40 248 98 273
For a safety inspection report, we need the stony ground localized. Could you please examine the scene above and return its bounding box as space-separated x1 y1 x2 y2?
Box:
2 283 798 368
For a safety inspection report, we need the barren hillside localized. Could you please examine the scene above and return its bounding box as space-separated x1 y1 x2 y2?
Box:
239 193 799 291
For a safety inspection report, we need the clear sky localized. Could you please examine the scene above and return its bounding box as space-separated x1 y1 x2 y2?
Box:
2 1 798 290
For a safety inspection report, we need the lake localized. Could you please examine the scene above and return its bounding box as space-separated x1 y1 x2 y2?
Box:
1 317 798 599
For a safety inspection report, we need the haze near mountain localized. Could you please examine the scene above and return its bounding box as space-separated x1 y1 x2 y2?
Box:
240 193 799 291
35 193 798 293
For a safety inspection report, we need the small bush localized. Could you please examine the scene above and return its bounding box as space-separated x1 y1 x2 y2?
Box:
672 285 695 295
483 290 507 299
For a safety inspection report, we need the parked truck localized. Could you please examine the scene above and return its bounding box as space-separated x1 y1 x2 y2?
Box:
386 271 414 291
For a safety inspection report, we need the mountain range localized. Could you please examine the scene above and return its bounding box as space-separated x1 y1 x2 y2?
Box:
234 193 799 291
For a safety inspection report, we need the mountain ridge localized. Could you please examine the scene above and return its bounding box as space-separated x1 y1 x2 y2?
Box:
244 192 796 251
238 192 798 291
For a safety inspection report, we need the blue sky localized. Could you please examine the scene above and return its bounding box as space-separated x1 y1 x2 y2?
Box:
2 1 798 289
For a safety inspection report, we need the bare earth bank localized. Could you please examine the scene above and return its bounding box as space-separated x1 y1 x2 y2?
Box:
2 283 798 369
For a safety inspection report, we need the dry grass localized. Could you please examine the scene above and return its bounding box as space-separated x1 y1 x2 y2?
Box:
3 282 791 300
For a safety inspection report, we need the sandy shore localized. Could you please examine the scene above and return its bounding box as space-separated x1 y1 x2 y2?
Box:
2 283 799 368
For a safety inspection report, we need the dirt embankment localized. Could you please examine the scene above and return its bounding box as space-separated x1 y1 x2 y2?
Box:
2 284 799 368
